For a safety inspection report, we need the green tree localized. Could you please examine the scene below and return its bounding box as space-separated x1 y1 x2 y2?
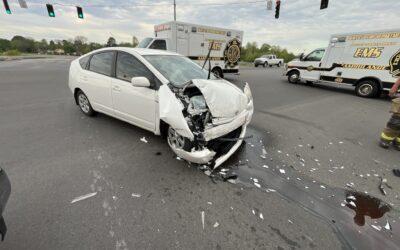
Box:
10 36 36 53
0 38 11 52
106 37 116 47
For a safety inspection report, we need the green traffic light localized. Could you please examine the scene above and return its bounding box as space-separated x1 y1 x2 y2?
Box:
6 9 11 14
49 12 55 17
78 13 83 18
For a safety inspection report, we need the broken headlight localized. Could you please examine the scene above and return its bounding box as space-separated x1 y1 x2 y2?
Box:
187 95 208 115
244 82 253 103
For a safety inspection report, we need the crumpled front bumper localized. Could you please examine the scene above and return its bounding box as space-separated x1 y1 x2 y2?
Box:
170 102 253 168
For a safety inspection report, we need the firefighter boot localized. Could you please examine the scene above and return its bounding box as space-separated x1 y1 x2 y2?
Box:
393 137 400 151
380 132 394 149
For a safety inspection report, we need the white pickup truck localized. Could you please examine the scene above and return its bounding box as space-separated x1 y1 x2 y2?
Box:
254 54 284 67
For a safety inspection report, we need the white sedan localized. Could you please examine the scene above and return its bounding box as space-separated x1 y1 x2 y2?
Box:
68 47 253 168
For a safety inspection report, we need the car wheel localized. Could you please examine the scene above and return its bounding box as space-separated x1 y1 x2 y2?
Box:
255 64 258 68
288 71 300 84
355 80 380 98
278 62 282 67
76 90 95 116
167 127 193 151
211 68 223 78
263 62 268 68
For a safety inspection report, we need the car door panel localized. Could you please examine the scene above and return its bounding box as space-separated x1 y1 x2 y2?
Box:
111 52 157 132
111 78 156 130
85 51 115 114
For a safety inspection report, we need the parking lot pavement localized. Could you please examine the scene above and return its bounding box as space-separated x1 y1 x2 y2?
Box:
0 58 399 249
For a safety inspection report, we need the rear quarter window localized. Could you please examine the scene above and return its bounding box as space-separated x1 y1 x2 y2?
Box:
79 56 90 69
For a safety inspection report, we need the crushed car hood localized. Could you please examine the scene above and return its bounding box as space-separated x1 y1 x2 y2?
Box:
191 79 248 118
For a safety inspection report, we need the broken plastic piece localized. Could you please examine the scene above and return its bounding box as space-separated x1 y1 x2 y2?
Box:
140 137 148 143
213 222 219 228
71 192 97 204
201 211 205 230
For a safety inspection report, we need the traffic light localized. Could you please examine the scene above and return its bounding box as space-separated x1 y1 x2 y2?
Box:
77 6 83 19
2 0 11 14
46 4 55 17
275 0 280 19
320 0 329 9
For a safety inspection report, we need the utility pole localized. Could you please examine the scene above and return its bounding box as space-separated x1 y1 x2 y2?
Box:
173 0 176 21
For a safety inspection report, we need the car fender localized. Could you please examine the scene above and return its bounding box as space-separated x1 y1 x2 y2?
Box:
158 85 194 140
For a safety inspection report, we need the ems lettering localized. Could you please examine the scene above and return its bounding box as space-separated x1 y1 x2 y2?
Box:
354 47 383 58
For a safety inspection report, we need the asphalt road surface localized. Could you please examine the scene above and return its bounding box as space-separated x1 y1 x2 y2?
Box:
0 58 399 249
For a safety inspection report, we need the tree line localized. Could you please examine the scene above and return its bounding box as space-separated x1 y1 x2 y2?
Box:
241 42 296 63
0 35 296 63
0 36 139 56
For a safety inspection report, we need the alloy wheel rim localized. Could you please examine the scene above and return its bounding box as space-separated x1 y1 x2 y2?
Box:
168 127 185 149
359 84 372 95
78 94 90 113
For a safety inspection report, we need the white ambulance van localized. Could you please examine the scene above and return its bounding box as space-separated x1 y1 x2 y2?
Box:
285 29 400 97
138 21 244 78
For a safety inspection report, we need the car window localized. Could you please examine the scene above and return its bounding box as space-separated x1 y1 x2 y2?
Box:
143 55 216 87
137 38 153 48
79 55 90 69
88 52 114 76
305 49 325 61
116 52 157 85
149 40 167 50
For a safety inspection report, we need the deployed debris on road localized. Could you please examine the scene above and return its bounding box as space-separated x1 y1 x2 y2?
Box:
71 192 97 204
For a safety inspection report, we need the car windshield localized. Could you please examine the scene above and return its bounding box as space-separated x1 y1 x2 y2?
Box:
143 55 216 87
137 38 153 48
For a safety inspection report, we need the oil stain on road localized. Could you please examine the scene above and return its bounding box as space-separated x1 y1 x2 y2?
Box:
215 126 400 250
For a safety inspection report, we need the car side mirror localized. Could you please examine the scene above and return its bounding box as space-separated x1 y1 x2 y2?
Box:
131 77 150 87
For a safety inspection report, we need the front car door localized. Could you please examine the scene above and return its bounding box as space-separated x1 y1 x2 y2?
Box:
84 51 115 115
111 51 157 131
301 49 326 81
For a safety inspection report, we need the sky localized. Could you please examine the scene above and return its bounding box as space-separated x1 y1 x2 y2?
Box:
1 0 399 53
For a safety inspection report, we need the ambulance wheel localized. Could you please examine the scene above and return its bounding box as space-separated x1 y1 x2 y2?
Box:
288 71 300 84
355 80 379 98
212 68 223 78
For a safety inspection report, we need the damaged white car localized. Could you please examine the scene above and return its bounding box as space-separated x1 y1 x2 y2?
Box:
68 47 253 168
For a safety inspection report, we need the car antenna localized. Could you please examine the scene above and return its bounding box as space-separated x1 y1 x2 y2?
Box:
202 41 214 79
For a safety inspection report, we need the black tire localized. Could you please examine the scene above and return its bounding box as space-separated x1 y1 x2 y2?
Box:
211 68 223 78
263 62 268 68
255 64 259 68
287 71 300 84
76 90 96 116
305 81 314 85
355 80 380 98
278 62 282 67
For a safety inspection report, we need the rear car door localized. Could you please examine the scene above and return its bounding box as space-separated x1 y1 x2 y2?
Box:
84 51 115 114
111 51 157 131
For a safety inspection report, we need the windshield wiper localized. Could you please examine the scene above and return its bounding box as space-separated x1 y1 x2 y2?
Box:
202 41 214 79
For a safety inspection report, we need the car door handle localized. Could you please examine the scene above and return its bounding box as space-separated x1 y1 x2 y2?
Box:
113 85 121 92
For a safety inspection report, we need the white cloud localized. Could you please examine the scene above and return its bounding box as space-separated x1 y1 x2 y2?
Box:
0 0 399 53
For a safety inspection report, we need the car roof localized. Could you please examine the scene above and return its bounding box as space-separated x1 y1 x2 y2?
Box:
90 47 180 56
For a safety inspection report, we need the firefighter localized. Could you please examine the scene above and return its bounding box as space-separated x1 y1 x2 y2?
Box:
380 78 400 149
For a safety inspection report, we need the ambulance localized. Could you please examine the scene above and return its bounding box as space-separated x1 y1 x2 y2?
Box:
285 29 400 97
138 21 244 78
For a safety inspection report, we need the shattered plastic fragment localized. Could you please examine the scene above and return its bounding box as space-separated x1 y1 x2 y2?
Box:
71 192 97 204
371 224 382 231
254 183 261 188
131 193 141 198
201 211 205 230
262 165 269 169
320 185 326 189
252 209 256 215
259 213 264 220
347 201 357 208
384 220 392 231
213 222 219 228
140 137 148 143
279 169 286 174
